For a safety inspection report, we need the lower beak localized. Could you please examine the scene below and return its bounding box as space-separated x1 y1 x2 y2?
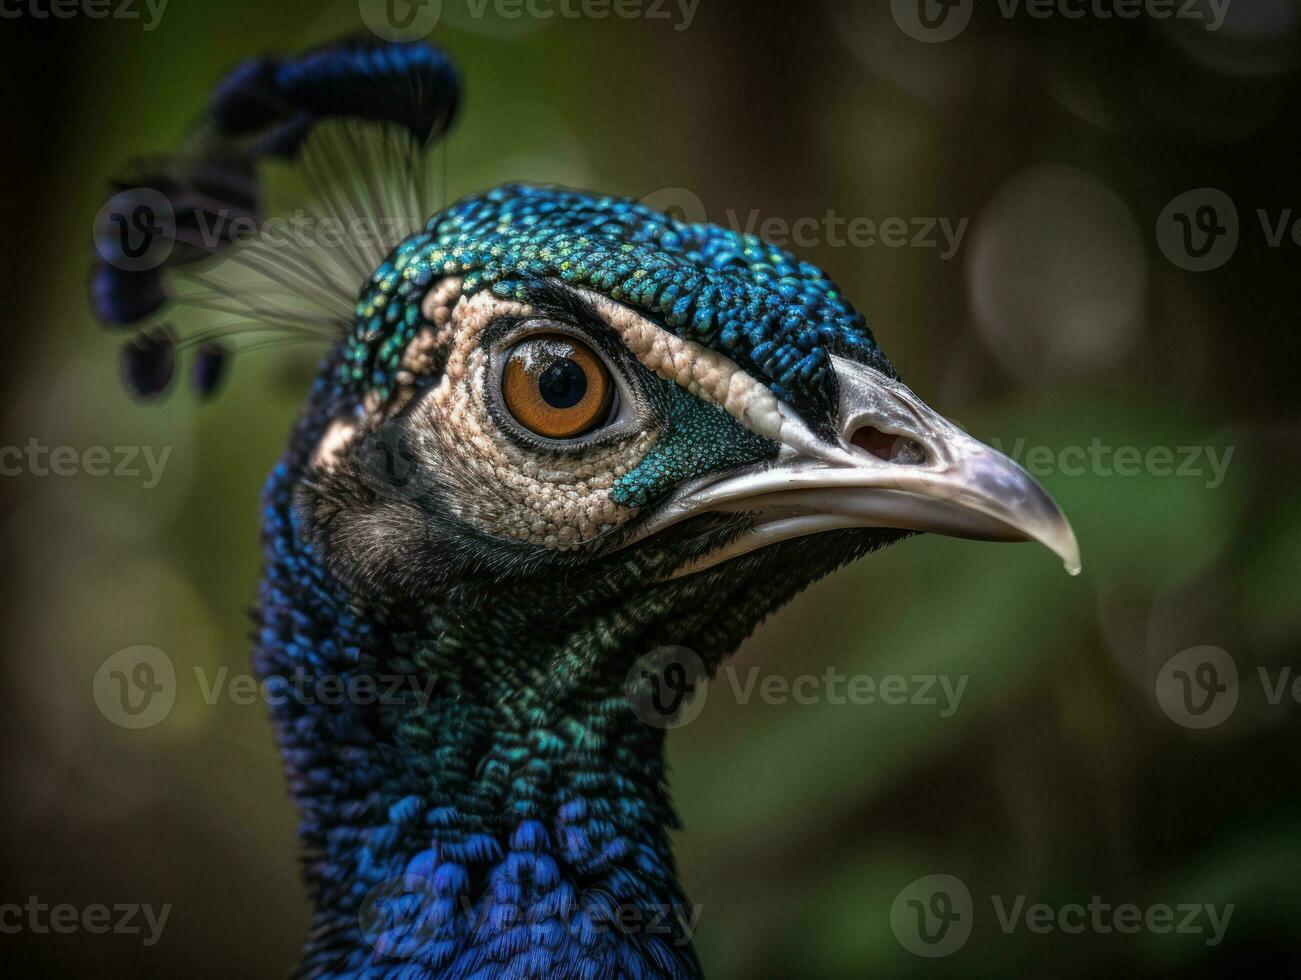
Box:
637 356 1081 579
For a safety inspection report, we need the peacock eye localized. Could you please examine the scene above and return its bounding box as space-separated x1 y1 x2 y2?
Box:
500 333 614 439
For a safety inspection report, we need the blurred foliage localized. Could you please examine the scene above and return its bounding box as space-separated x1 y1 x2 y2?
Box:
2 0 1300 976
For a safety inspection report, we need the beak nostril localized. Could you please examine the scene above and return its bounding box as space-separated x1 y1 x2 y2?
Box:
850 425 928 465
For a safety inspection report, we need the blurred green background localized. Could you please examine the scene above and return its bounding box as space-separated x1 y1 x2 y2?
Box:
2 0 1300 976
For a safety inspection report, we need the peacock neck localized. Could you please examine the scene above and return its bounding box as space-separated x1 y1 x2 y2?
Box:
257 459 704 978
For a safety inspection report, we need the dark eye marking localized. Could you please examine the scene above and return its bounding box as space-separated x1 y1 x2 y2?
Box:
539 358 586 409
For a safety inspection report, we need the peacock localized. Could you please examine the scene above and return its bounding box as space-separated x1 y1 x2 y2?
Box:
90 36 1080 979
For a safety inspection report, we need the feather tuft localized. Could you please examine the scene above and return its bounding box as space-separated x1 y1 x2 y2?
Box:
212 38 459 155
191 342 229 398
90 34 461 403
90 264 167 326
120 324 177 401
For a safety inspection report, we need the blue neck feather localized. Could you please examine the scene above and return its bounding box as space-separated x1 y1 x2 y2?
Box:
256 448 703 979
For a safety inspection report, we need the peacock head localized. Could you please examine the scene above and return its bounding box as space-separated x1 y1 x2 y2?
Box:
290 184 1078 662
93 37 1079 676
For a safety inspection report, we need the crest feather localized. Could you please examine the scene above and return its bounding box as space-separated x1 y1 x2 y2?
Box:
90 36 460 402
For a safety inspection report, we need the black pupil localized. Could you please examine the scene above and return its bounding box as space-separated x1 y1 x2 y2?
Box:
538 358 587 409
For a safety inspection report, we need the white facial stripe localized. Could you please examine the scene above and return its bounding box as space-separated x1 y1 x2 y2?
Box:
310 418 359 473
418 276 465 341
575 289 841 463
421 277 809 451
420 278 815 452
573 288 791 444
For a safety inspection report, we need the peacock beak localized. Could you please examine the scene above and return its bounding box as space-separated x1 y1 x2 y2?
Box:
638 355 1081 579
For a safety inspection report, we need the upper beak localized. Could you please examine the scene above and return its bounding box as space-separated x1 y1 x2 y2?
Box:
635 355 1081 579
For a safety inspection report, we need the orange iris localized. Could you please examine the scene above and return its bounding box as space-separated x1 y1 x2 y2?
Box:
501 334 613 439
